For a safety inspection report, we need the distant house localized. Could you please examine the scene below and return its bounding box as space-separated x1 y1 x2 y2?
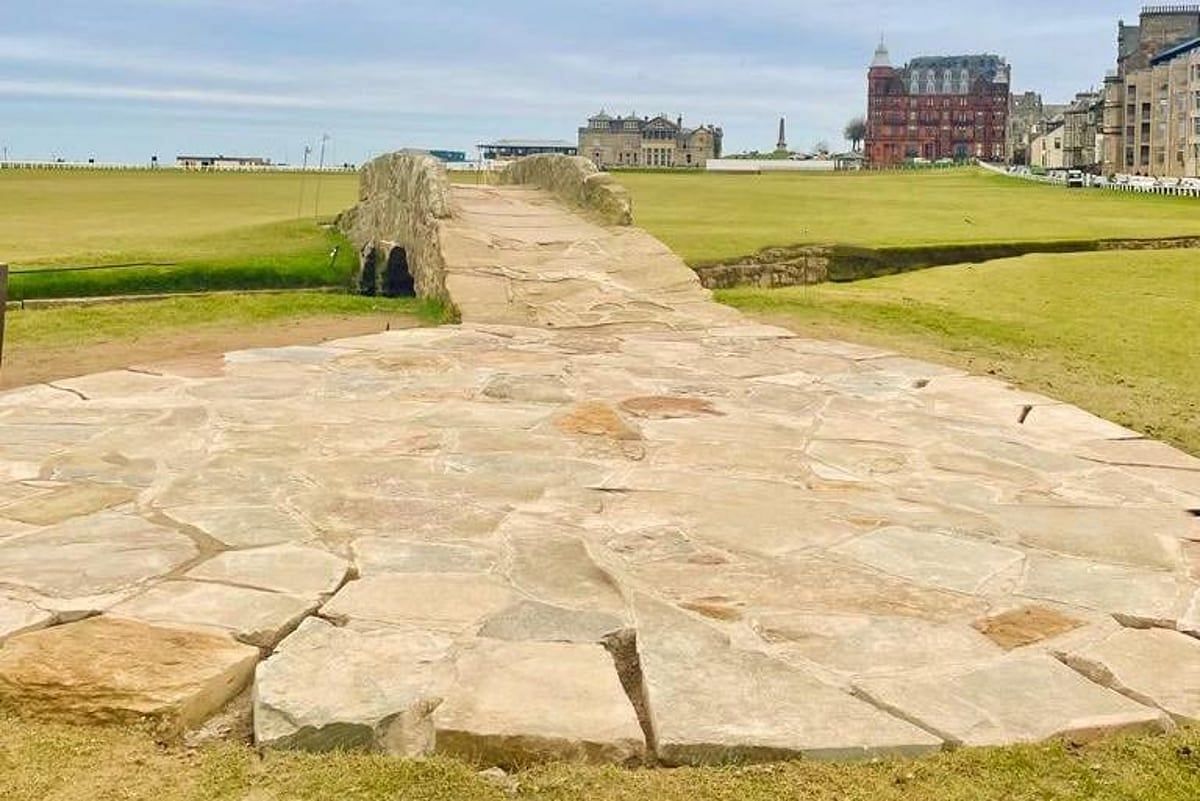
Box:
477 140 578 161
176 154 272 169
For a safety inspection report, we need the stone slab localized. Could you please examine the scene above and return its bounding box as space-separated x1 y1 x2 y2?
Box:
1059 628 1200 724
1018 554 1191 627
187 544 350 599
321 573 514 633
0 483 138 526
254 617 452 755
0 597 53 644
635 599 942 764
112 581 317 648
754 612 1001 677
0 513 197 599
0 616 257 736
350 538 496 575
832 527 1025 594
854 654 1170 747
434 639 645 767
478 601 626 644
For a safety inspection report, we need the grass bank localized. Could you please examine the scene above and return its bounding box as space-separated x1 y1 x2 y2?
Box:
616 168 1200 264
2 713 1197 801
718 249 1200 454
1 292 449 389
0 170 362 299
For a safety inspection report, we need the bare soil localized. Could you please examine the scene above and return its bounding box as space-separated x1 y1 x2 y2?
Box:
0 314 416 390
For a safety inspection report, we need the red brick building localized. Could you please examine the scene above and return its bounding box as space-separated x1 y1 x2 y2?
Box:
866 42 1011 166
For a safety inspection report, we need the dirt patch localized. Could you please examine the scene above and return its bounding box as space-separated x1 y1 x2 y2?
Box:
555 402 642 441
619 396 724 420
973 606 1085 651
1 313 417 390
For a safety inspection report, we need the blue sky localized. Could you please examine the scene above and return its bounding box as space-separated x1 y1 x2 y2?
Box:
1 0 1138 164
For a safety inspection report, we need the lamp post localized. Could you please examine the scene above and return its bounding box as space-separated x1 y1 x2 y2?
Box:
313 133 330 219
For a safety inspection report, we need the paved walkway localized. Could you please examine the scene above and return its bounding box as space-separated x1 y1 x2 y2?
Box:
1 186 1199 765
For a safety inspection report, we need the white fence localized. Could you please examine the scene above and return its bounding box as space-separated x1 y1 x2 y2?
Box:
707 159 841 173
978 161 1200 198
0 160 355 173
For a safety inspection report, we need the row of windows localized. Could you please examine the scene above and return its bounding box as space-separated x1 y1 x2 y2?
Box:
872 125 1004 139
597 150 695 166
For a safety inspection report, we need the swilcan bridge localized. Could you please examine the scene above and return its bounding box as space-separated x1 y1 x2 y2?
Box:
0 154 1197 766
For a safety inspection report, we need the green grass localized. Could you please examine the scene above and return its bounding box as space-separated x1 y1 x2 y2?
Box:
718 249 1200 454
0 170 361 299
5 292 447 351
616 168 1200 263
2 714 1197 801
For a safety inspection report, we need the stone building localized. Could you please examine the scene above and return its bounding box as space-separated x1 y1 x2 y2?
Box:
866 41 1011 166
1062 91 1104 169
1102 5 1200 177
1008 92 1068 164
1030 121 1066 170
579 112 723 168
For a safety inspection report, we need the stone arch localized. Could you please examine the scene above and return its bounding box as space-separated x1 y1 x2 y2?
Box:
358 243 378 296
382 246 416 297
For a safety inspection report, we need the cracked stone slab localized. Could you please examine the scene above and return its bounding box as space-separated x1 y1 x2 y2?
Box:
635 599 942 764
254 617 452 755
854 654 1170 747
111 581 317 649
0 616 257 736
0 597 54 644
434 639 645 767
321 573 515 633
831 527 1025 594
0 512 197 599
187 544 350 599
1059 628 1200 724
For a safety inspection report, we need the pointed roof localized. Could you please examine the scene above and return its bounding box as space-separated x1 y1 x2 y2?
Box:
871 37 891 68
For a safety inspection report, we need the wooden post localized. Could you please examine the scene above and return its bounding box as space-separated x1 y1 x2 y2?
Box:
0 264 7 370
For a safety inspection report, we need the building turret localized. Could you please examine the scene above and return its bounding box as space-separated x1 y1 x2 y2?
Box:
871 38 892 68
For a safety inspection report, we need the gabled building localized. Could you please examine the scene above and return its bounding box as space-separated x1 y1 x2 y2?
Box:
866 42 1011 166
1101 5 1200 177
578 112 723 168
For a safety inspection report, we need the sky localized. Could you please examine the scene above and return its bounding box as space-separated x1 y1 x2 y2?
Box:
0 0 1139 165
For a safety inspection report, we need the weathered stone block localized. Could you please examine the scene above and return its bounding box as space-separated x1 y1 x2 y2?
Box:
0 617 258 736
254 618 451 755
434 640 645 767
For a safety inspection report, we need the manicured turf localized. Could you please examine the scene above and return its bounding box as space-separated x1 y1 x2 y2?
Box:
6 292 443 351
718 249 1200 454
616 168 1200 263
2 713 1197 801
0 170 361 298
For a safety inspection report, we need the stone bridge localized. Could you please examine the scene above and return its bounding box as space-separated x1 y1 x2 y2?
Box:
0 154 1198 767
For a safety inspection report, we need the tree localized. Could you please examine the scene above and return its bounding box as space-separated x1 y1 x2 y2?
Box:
812 140 830 156
844 117 867 152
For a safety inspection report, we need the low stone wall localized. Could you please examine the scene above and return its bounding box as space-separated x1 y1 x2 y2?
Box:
338 152 453 302
693 247 830 289
501 155 633 226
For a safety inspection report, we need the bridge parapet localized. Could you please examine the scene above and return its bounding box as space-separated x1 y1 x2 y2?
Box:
338 152 453 302
501 155 633 226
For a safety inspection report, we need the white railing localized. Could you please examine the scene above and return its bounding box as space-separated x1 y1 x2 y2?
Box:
979 161 1200 197
0 160 356 173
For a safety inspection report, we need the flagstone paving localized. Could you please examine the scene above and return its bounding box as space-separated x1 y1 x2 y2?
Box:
0 183 1198 766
